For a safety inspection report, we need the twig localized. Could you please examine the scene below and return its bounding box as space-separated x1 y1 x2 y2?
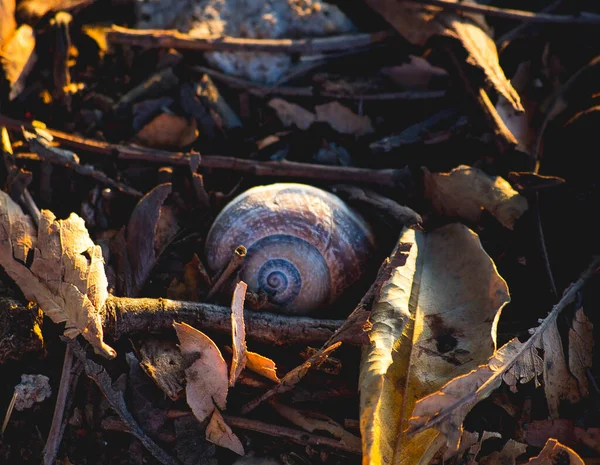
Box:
69 339 181 465
495 0 563 45
222 414 361 455
406 0 600 25
1 392 17 436
207 246 246 299
103 296 358 346
409 254 600 435
0 114 412 190
240 342 342 414
42 345 84 465
191 66 446 101
107 25 395 54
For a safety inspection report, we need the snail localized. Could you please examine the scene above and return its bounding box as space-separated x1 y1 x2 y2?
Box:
204 183 376 315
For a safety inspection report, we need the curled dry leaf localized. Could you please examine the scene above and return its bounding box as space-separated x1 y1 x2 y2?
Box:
230 281 248 387
0 191 115 358
206 409 244 456
315 101 374 136
174 322 228 422
134 113 199 149
423 165 528 229
246 352 280 383
568 307 593 398
268 98 316 131
359 223 510 465
527 439 584 465
364 0 522 112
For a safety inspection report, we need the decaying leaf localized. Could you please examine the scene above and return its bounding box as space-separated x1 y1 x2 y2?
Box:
268 98 316 131
479 439 527 465
315 101 374 136
246 352 280 383
230 281 248 387
174 322 228 422
568 307 593 398
364 0 522 111
359 223 510 465
423 165 528 229
0 191 115 358
462 431 502 465
206 409 244 456
1 24 37 101
134 113 198 149
527 439 584 465
138 336 185 400
523 419 600 450
271 400 361 453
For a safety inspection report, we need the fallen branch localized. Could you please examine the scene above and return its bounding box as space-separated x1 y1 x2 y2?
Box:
107 25 395 54
407 0 600 25
191 65 447 101
0 114 412 189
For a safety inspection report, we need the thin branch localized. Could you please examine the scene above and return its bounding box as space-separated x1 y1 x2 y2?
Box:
206 245 246 299
222 414 361 455
107 25 395 54
191 65 446 101
0 114 412 190
407 0 600 25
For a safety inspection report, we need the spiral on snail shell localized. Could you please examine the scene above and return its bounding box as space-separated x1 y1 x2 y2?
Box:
204 183 376 315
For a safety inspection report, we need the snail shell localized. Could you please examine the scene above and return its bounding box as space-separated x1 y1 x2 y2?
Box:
204 183 376 315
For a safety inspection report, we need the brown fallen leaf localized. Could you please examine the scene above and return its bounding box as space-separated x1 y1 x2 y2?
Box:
462 431 502 465
359 223 510 465
479 439 527 465
523 419 600 451
568 307 593 398
364 0 522 112
527 439 584 465
268 98 316 130
0 191 115 358
230 281 248 387
0 24 36 101
246 351 280 383
206 409 244 456
315 101 374 136
134 113 198 149
423 165 528 229
174 322 228 422
138 337 185 401
380 55 448 90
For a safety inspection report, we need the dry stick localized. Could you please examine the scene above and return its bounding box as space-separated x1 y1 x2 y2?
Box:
68 339 181 465
103 296 358 346
409 254 600 436
107 25 395 54
222 414 361 455
191 65 446 101
407 0 600 24
207 245 246 299
240 342 342 414
0 114 411 190
42 346 84 465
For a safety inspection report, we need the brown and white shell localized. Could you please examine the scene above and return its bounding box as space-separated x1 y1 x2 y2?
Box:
204 183 375 315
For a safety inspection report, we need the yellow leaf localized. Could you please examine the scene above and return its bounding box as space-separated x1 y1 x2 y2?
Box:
359 223 510 465
246 351 280 383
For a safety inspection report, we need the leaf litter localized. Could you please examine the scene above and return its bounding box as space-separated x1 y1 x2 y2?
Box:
0 0 600 464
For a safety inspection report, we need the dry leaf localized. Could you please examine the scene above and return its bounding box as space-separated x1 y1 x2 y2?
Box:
463 431 502 465
479 439 527 465
0 191 115 358
423 165 528 229
523 419 600 450
0 0 16 47
206 409 244 456
527 439 584 465
246 352 280 383
134 113 198 149
364 0 522 111
568 307 593 398
359 223 510 465
380 55 448 90
230 281 248 387
138 337 185 401
174 322 228 422
1 24 36 100
315 101 374 136
268 98 316 130
271 401 361 453
126 183 174 296
541 320 581 418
